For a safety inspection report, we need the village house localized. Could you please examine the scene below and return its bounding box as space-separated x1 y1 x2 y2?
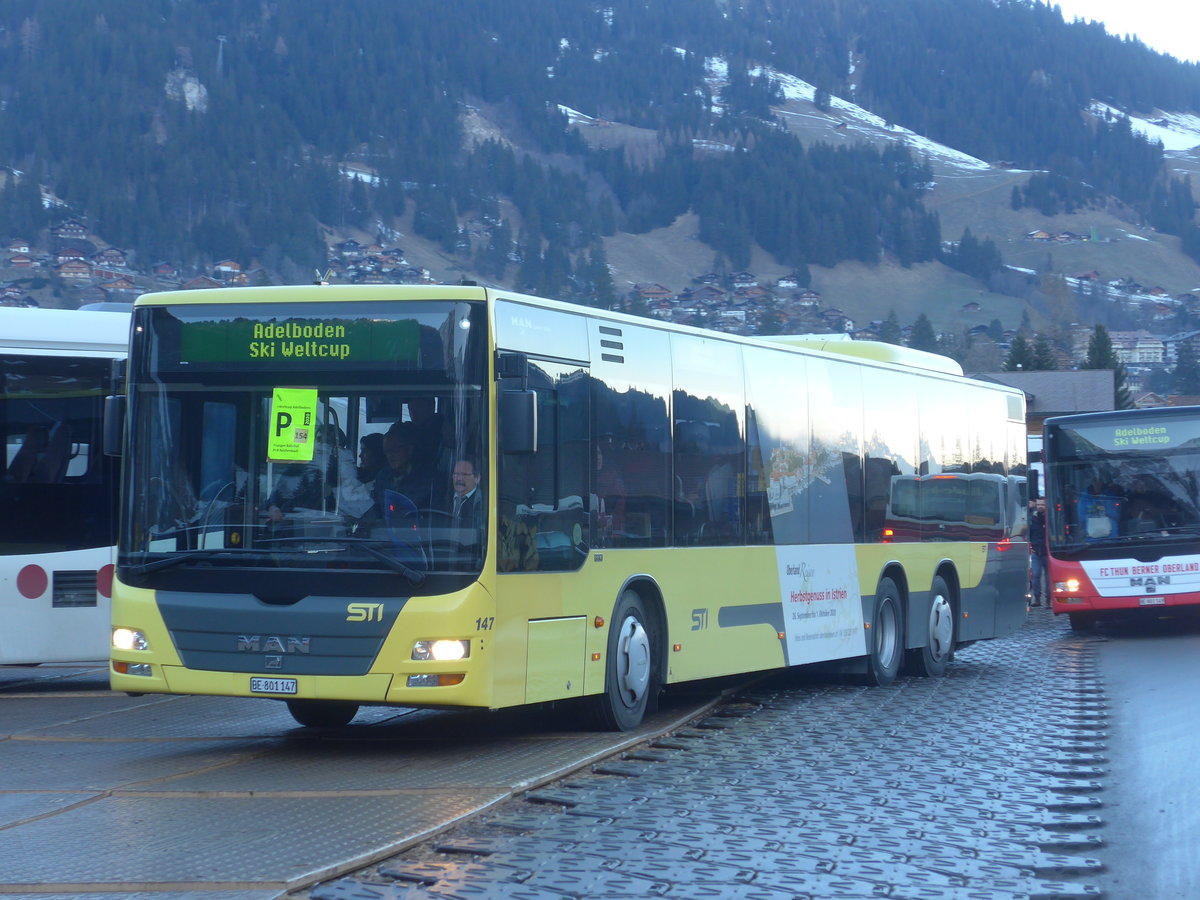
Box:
181 275 223 291
8 253 34 269
55 259 92 280
54 247 87 265
93 247 129 268
51 220 88 241
633 282 674 303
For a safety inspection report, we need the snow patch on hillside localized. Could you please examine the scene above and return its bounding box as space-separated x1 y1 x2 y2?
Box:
1089 102 1200 152
759 67 992 173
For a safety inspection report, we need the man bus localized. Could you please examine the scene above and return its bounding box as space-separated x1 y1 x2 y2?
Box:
2 306 128 664
109 284 1029 729
1042 406 1200 630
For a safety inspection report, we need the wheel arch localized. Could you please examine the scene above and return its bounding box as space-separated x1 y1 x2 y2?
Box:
615 574 668 684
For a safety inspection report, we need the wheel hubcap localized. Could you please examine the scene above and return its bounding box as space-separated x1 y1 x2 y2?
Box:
928 593 953 660
616 615 651 703
876 601 898 668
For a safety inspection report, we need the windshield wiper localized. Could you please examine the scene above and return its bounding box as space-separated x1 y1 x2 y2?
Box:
254 535 428 583
125 548 256 576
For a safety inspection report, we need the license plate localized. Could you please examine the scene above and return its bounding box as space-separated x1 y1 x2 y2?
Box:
1139 596 1166 606
250 677 297 694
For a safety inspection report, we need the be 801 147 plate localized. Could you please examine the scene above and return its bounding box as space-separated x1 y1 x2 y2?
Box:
250 677 297 694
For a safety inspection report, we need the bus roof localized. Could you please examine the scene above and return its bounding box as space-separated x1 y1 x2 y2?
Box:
0 306 129 355
761 335 963 376
131 283 996 387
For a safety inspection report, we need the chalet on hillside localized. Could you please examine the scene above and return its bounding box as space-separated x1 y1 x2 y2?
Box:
93 247 128 268
6 239 30 253
8 253 33 268
181 275 222 291
690 285 725 304
55 259 91 280
634 282 673 302
51 220 87 241
213 259 242 276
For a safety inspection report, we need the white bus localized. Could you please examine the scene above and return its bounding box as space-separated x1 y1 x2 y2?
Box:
1 306 128 664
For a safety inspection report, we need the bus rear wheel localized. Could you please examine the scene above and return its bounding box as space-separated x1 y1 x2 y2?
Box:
864 577 904 686
588 589 656 732
906 575 955 678
286 699 359 728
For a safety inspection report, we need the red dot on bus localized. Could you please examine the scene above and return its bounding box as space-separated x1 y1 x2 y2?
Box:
97 564 115 599
17 565 48 599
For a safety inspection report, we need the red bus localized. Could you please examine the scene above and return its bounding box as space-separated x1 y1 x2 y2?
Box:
1042 406 1200 629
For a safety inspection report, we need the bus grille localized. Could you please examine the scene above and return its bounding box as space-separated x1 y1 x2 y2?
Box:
52 570 98 608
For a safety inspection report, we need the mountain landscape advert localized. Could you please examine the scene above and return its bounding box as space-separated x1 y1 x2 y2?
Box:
1 0 1199 384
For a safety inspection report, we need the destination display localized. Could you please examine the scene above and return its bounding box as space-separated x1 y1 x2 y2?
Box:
179 316 419 365
1057 417 1200 455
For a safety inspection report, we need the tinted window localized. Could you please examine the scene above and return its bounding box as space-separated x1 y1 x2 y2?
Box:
671 335 745 546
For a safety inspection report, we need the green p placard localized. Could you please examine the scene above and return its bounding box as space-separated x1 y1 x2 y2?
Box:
267 387 318 462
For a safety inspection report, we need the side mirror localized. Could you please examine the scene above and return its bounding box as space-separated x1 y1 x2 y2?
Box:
499 389 537 455
103 395 125 457
1029 470 1040 500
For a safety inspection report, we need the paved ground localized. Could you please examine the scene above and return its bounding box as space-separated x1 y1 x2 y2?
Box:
299 607 1108 900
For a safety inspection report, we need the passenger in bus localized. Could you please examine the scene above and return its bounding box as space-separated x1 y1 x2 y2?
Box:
1124 475 1179 531
1077 471 1121 540
357 432 386 483
371 421 435 512
406 396 448 474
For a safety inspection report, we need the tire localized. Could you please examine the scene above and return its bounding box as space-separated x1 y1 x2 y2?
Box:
286 699 359 728
588 589 656 731
905 575 955 678
1068 612 1097 633
864 577 904 686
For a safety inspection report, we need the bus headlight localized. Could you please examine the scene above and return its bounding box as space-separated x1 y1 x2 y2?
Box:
1053 579 1080 594
412 639 470 661
112 627 149 652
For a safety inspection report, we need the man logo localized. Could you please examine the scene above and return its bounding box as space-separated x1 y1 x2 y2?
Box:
347 602 384 622
237 635 311 653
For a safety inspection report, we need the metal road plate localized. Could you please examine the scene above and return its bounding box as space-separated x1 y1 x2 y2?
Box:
0 792 496 886
249 676 297 694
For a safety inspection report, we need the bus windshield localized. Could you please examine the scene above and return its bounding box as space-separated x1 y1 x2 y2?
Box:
119 300 488 594
1045 411 1200 557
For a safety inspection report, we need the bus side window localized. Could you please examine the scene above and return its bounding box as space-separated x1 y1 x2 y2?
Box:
498 361 589 572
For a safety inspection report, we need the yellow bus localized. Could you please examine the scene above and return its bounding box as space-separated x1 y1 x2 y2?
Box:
109 285 1029 729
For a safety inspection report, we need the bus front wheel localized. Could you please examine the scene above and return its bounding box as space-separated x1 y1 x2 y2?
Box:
906 575 955 678
286 699 359 728
864 577 904 686
589 589 656 731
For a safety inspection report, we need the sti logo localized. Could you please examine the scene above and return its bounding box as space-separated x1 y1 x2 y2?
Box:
346 602 384 622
